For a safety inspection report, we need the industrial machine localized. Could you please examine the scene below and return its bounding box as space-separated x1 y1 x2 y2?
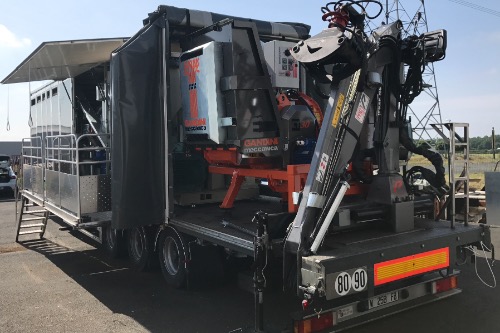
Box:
2 2 495 332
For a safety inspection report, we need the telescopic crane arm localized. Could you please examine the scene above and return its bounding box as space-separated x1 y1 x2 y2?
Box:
284 1 447 259
285 3 381 256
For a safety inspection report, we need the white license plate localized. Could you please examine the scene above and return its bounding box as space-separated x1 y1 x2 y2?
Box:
368 291 399 309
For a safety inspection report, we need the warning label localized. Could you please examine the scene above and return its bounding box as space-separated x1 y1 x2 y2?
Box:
354 93 370 124
332 94 345 128
354 107 366 123
316 153 329 183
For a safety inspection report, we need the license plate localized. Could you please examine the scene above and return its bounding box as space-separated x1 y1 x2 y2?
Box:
368 291 399 309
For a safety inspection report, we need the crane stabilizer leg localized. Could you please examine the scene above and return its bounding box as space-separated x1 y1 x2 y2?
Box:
310 180 350 253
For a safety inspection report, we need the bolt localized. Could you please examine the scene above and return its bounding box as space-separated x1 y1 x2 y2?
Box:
380 253 385 257
421 244 425 248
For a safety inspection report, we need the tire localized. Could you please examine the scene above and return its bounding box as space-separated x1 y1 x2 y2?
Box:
127 226 155 271
158 228 188 288
102 226 126 258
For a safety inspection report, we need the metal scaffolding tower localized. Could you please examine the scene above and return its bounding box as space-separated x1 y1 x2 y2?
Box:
367 0 444 142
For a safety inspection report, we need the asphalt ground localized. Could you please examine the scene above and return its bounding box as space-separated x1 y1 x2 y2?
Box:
1 195 500 333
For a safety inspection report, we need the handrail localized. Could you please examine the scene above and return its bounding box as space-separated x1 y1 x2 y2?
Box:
44 133 111 220
44 133 111 166
44 158 111 165
21 134 112 222
20 136 44 202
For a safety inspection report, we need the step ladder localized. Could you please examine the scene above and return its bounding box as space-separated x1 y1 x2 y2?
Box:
15 197 50 242
431 123 470 227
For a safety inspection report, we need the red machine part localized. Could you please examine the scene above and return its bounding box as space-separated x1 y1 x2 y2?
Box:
345 161 373 196
209 164 309 213
276 91 324 129
276 92 292 112
200 147 240 166
200 92 369 212
209 161 371 213
201 147 280 169
321 6 349 30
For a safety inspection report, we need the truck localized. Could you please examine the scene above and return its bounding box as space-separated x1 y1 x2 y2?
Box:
2 2 495 332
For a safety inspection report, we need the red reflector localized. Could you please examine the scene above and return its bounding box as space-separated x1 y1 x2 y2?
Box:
374 247 450 286
433 276 458 294
294 312 336 333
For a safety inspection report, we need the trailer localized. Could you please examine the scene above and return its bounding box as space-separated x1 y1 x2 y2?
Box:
2 3 495 332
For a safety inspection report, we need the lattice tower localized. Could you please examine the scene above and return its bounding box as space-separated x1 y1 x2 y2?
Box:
365 0 443 143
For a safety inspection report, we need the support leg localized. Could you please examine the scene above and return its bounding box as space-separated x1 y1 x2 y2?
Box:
220 170 245 209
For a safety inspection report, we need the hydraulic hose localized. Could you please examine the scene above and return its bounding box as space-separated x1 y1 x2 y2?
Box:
400 126 445 188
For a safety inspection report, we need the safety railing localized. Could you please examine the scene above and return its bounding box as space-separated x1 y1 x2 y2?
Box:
44 134 111 220
21 136 43 195
21 136 43 165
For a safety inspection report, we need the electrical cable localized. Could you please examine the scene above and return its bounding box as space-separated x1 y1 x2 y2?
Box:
445 0 500 18
465 242 497 289
321 1 383 20
28 62 33 127
6 86 11 131
261 236 268 288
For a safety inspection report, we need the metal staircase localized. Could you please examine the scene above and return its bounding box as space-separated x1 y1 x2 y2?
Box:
15 196 50 242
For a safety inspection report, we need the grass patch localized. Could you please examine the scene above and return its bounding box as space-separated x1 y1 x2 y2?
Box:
409 153 499 165
407 154 490 190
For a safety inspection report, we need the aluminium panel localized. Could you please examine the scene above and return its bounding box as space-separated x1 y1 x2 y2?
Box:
45 170 61 207
59 173 79 214
22 164 33 191
32 166 44 196
485 172 500 226
80 175 111 214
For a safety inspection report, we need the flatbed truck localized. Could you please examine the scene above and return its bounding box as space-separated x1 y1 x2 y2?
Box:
2 3 495 332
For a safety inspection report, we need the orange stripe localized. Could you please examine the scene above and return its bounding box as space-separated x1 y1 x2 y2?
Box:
374 248 449 286
189 89 198 119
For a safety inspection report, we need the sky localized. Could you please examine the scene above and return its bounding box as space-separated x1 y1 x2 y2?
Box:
0 0 499 141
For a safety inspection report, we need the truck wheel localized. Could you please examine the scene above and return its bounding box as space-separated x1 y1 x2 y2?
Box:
127 226 155 271
158 228 188 288
102 226 126 258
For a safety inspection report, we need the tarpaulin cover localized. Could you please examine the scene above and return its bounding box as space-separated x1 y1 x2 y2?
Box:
110 17 166 229
147 5 311 40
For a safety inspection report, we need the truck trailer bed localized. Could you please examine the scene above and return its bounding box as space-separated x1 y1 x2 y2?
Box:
171 196 490 261
170 197 284 255
317 218 488 268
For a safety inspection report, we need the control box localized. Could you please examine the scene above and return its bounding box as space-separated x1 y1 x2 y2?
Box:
262 41 299 89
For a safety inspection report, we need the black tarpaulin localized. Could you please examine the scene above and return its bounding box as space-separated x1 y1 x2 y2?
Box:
146 5 311 40
111 16 166 229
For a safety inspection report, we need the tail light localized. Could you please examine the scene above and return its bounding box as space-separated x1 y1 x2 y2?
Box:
10 175 16 180
431 276 457 294
294 312 336 333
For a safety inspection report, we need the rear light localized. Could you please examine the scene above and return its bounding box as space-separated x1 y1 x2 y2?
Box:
431 276 458 294
294 312 336 333
10 175 16 179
